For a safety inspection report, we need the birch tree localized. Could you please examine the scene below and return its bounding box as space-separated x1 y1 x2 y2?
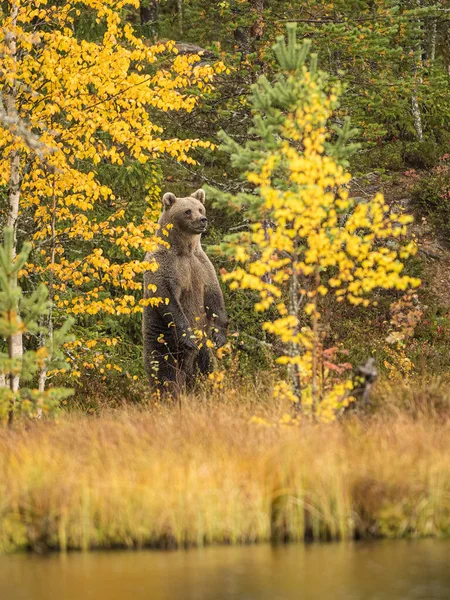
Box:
0 0 225 387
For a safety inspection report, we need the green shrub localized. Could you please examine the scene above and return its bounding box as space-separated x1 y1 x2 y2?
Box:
352 139 445 173
402 139 443 170
351 143 402 173
411 168 450 244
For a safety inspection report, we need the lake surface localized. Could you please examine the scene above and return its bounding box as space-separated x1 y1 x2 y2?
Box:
1 540 449 600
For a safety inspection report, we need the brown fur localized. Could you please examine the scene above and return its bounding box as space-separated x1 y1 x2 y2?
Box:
142 189 228 394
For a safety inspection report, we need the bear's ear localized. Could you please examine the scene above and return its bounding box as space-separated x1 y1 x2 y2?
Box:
191 188 206 204
162 192 177 209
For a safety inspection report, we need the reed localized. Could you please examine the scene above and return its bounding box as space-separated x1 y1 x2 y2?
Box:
0 380 449 553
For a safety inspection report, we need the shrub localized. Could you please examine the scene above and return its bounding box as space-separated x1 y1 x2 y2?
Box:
402 139 443 170
411 164 450 244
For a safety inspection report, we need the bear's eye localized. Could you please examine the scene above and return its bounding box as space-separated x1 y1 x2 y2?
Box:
185 209 192 216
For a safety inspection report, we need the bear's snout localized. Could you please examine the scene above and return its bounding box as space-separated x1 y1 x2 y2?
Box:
199 216 208 225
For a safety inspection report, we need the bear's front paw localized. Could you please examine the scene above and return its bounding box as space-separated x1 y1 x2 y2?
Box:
181 332 199 351
213 329 227 349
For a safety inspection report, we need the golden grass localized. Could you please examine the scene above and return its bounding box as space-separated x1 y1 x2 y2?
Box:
0 379 450 553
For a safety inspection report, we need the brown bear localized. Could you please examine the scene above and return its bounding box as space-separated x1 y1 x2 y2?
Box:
142 188 228 394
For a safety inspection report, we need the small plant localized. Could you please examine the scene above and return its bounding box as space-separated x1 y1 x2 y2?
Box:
0 229 74 424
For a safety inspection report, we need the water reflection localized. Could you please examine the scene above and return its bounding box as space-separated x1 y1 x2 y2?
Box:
1 540 449 600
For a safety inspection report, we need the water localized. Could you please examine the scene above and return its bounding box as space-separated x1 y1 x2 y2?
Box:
1 540 449 600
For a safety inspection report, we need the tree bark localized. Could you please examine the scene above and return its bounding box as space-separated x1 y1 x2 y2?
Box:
5 1 23 400
430 18 437 62
412 85 423 141
447 23 450 75
234 0 265 63
140 0 159 38
37 179 57 415
311 270 320 409
177 0 183 37
6 150 23 395
288 263 302 407
251 0 265 39
412 2 424 141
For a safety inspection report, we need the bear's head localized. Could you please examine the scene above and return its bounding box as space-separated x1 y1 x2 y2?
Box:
159 189 208 236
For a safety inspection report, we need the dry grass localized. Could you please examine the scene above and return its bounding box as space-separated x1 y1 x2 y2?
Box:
0 379 450 553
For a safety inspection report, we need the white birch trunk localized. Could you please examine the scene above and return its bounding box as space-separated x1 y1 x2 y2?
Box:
5 2 23 396
37 182 57 416
430 18 437 62
6 150 22 395
37 324 47 418
412 89 423 141
38 363 47 394
412 3 424 141
177 0 183 36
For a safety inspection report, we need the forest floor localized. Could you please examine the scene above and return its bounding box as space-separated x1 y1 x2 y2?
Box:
1 378 449 554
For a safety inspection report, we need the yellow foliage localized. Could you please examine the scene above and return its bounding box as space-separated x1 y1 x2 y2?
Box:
383 345 415 382
0 0 224 377
221 54 419 422
208 370 225 393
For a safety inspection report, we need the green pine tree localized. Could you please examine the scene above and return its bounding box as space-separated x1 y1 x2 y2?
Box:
208 24 418 417
0 228 74 425
209 24 359 221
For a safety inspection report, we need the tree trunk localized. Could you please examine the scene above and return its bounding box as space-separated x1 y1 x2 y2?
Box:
5 1 23 401
37 313 51 418
412 86 423 141
447 23 450 75
234 0 265 65
430 18 437 62
38 327 48 394
251 0 265 39
177 0 183 37
288 264 302 407
6 150 23 395
311 270 320 409
8 332 16 426
37 180 57 414
140 0 159 38
412 2 424 141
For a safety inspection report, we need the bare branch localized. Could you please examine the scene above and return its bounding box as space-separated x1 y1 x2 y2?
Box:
0 92 51 158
